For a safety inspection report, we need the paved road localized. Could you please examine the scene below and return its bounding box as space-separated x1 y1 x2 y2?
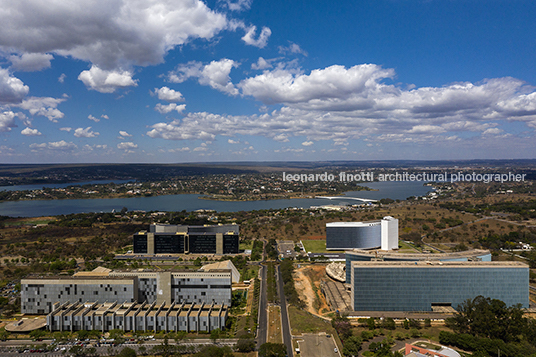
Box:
276 264 293 357
257 263 268 347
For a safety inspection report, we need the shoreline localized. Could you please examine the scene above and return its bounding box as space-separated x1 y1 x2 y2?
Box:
0 186 376 203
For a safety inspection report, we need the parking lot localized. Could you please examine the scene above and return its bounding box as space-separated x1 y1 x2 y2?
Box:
277 240 297 259
296 333 340 357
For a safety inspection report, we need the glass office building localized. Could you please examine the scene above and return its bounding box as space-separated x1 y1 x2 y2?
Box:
351 261 528 311
326 222 382 250
326 216 398 251
344 249 493 284
133 224 239 254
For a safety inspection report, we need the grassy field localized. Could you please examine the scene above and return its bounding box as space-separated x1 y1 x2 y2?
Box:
287 305 336 335
239 240 254 250
398 240 420 252
241 265 260 282
301 239 346 253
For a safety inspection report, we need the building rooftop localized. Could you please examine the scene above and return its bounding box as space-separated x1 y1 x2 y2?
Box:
346 248 491 259
327 221 381 227
351 260 528 268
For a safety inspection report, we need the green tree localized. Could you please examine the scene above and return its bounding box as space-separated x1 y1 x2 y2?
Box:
0 329 10 341
342 335 362 356
77 330 90 340
173 330 188 345
151 336 174 357
258 342 287 357
194 345 234 357
210 328 221 344
381 318 396 330
367 317 376 330
68 345 88 357
29 329 46 340
235 338 256 352
116 347 137 357
446 295 526 343
138 346 147 356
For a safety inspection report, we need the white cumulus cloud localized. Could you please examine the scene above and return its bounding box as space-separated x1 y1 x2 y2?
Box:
117 142 138 150
21 127 41 136
241 26 271 48
219 0 252 11
0 0 229 70
78 66 138 93
152 87 184 102
155 103 186 114
119 131 132 137
16 96 66 122
30 140 77 151
0 111 18 132
251 57 273 70
88 115 100 122
0 68 29 104
74 126 99 138
278 42 307 56
167 59 239 95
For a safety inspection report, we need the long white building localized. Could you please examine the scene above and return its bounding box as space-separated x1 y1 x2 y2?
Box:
22 268 233 315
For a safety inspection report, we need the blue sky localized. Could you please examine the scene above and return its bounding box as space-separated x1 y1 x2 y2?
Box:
1 0 536 163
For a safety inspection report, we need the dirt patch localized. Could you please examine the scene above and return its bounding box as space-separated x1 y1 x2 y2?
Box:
267 305 282 343
294 265 332 317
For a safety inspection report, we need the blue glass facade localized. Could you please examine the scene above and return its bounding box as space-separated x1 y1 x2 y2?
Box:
326 224 381 250
351 262 528 311
344 250 493 283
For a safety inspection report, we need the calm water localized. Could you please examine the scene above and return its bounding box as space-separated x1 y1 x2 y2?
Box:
0 181 431 217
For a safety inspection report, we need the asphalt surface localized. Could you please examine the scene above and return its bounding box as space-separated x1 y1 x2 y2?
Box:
276 264 293 357
297 334 340 357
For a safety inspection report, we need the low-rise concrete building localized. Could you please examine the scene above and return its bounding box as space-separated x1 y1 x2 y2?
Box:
22 269 232 314
46 301 228 332
21 276 138 314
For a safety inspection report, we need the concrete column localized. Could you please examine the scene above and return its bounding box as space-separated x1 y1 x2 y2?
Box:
156 272 172 305
147 233 155 254
216 233 223 255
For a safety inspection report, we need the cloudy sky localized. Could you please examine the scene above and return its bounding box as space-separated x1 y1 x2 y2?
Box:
1 0 536 163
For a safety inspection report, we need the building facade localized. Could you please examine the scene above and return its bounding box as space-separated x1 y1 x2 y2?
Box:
47 301 228 333
344 249 492 283
21 277 138 314
22 270 232 314
133 224 239 255
326 216 398 251
350 261 528 311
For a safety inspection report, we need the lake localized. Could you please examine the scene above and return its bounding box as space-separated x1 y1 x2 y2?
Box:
0 181 432 217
